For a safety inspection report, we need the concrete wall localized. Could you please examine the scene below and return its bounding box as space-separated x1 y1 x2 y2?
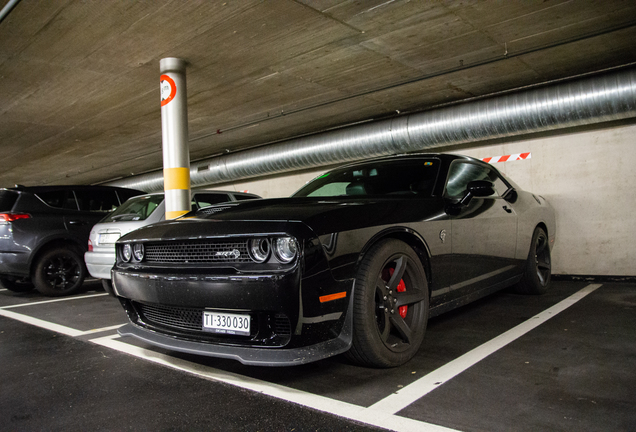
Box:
215 123 636 277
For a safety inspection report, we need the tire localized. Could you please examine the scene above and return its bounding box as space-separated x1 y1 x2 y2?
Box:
33 247 86 296
0 277 34 293
347 239 429 368
101 279 115 296
514 227 551 295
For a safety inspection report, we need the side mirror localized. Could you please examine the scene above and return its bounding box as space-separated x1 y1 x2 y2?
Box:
459 180 495 205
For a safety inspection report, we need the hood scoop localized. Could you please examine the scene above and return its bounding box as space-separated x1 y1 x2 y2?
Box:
198 205 234 215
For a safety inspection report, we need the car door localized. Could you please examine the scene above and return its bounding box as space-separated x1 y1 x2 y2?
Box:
444 160 518 300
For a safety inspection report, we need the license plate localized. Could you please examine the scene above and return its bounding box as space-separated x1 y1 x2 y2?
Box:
98 233 121 245
202 311 250 336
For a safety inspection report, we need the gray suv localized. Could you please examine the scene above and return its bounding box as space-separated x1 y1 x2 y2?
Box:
0 185 143 296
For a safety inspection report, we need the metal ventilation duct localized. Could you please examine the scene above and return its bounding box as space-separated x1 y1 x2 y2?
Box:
107 67 636 192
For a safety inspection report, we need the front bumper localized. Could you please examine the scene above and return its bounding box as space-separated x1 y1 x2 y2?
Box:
112 265 353 365
118 300 352 366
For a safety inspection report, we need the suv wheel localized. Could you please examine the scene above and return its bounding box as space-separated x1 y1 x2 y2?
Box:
0 277 34 293
33 247 86 296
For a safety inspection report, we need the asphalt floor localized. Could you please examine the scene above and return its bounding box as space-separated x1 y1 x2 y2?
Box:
1 279 634 431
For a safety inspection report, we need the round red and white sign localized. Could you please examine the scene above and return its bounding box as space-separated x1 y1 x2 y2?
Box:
160 74 177 107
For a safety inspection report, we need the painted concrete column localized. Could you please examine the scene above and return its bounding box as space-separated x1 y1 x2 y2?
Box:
160 57 191 219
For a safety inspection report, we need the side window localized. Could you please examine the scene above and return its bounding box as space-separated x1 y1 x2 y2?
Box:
36 190 74 209
75 189 120 212
444 162 507 198
193 193 231 209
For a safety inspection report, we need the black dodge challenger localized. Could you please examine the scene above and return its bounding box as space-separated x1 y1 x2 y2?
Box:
111 154 555 367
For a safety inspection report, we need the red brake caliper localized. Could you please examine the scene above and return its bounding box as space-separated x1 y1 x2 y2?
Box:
388 268 408 318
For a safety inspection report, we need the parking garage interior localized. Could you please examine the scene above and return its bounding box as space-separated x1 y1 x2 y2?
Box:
1 1 635 431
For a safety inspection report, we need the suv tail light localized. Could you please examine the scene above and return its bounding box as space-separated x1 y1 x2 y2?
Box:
88 239 93 252
0 213 31 224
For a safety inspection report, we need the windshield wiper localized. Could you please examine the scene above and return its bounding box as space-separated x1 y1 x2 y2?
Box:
110 213 141 220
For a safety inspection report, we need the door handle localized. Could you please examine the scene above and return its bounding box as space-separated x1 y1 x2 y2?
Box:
502 206 512 214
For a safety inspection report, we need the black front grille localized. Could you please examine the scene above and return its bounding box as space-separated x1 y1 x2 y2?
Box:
131 301 292 347
144 240 252 263
274 314 292 336
138 303 203 332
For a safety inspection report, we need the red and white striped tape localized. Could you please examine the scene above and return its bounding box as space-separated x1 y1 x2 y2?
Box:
482 152 531 164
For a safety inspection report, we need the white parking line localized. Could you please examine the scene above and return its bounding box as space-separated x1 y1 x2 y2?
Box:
0 308 83 337
0 292 109 309
0 288 7 292
76 324 124 336
369 283 602 414
91 334 459 432
0 283 602 432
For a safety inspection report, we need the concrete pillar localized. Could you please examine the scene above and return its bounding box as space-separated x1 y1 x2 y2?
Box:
160 57 191 219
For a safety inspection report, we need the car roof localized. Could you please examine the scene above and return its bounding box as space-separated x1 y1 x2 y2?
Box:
127 189 260 199
4 185 143 194
330 153 478 170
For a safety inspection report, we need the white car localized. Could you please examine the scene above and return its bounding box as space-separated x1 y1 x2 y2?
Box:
85 189 260 292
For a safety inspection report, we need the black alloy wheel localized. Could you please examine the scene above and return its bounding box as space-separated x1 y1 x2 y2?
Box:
347 239 429 368
0 277 34 293
33 247 86 296
515 227 551 295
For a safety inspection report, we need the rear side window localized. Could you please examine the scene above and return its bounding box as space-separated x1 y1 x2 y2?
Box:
193 193 231 208
36 190 78 209
75 190 120 212
0 190 19 211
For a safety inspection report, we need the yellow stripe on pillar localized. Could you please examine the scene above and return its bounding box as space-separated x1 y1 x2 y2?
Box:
165 210 190 219
163 167 191 190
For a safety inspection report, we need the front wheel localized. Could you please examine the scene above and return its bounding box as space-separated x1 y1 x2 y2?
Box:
347 239 429 368
514 227 551 295
33 247 86 296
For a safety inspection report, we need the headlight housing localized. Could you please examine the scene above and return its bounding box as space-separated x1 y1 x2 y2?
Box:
133 243 145 261
274 237 298 263
122 244 132 262
248 238 270 263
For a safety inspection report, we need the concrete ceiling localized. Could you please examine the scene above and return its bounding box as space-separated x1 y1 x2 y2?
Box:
1 0 635 188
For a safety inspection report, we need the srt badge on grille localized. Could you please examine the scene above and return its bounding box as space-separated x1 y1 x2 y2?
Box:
215 249 241 259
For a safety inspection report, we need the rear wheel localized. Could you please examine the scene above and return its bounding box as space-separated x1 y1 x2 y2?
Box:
0 277 34 293
514 227 551 295
347 239 429 368
33 247 86 296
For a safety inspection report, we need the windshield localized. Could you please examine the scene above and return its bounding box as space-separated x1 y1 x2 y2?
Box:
100 194 163 222
293 158 440 198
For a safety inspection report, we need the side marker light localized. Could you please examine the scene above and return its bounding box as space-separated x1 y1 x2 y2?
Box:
319 291 347 303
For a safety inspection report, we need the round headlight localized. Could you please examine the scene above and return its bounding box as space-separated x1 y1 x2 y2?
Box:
274 237 297 263
122 244 132 262
133 243 144 261
248 238 270 263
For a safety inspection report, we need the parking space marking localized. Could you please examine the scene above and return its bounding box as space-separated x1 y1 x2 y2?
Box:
1 292 108 309
91 334 459 432
1 283 602 431
369 283 602 414
0 308 83 337
76 324 124 336
0 288 7 292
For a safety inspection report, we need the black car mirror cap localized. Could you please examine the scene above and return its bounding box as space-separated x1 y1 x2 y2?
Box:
459 180 495 205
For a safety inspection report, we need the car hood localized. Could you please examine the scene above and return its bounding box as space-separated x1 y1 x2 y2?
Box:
119 196 446 242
